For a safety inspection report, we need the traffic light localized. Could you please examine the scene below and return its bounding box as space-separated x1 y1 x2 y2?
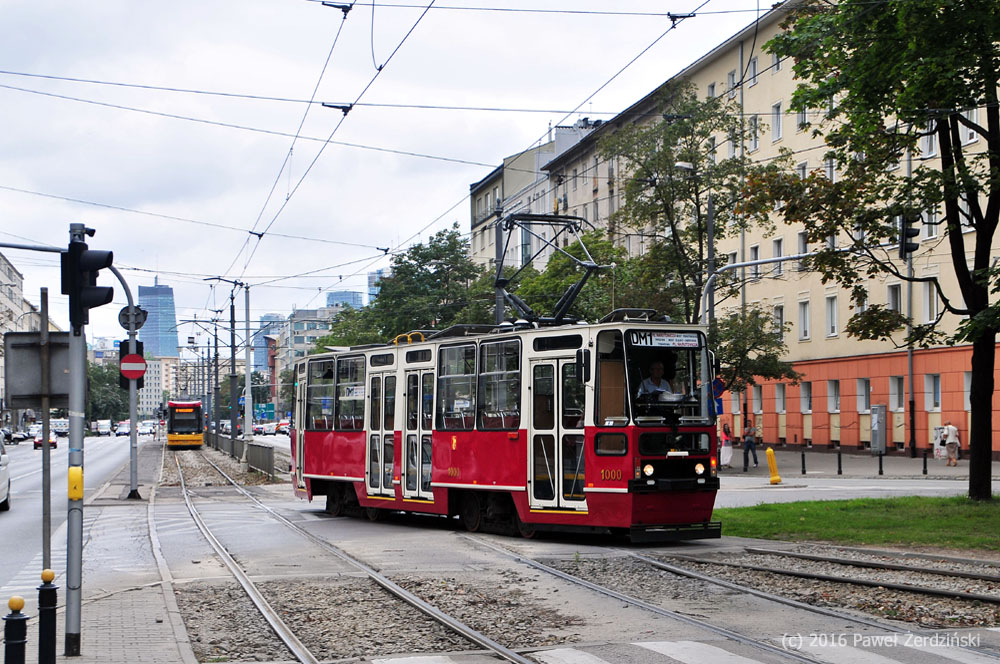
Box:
61 240 114 333
897 213 921 260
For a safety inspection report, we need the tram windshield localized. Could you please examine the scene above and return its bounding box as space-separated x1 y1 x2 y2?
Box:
624 329 709 425
169 405 202 434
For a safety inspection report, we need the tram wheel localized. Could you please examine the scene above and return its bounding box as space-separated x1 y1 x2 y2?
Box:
365 506 383 522
324 485 344 517
460 494 483 532
514 510 536 539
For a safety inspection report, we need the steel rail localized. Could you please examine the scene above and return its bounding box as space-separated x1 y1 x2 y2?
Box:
174 456 319 664
745 547 1000 583
663 553 1000 605
464 536 827 664
196 453 535 664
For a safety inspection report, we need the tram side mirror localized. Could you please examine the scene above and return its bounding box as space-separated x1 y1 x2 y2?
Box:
575 348 591 383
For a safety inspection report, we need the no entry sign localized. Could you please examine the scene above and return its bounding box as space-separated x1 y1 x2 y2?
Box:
120 354 147 380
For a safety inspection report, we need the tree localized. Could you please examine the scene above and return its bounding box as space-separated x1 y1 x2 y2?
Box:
598 80 759 324
369 224 482 337
86 362 128 422
278 368 295 416
711 305 801 397
748 0 999 500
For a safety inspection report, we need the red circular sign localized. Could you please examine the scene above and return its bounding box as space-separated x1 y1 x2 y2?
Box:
120 353 147 380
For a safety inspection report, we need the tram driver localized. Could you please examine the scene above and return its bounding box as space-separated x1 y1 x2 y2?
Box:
637 356 677 399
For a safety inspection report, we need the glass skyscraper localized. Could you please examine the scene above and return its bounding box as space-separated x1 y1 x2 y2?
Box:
253 313 284 373
325 291 363 308
137 279 179 358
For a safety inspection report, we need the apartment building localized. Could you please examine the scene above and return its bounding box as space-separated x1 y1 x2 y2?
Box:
469 6 1000 457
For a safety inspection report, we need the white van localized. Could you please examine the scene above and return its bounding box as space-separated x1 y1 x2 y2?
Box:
96 420 112 436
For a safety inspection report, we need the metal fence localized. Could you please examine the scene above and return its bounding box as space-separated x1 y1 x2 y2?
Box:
204 432 275 479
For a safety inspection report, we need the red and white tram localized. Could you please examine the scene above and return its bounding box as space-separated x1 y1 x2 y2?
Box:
291 311 721 541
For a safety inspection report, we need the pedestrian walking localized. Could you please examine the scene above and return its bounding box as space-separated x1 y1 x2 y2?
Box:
719 422 733 469
943 420 960 466
742 418 758 471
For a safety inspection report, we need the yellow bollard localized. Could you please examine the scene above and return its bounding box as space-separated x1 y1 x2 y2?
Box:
766 447 782 485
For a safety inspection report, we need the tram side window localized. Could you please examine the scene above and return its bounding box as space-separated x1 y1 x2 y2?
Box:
437 345 476 430
306 360 335 430
335 356 365 431
478 340 520 430
596 330 628 426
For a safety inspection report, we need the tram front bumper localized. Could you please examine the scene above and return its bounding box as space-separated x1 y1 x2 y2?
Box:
628 477 720 492
630 520 721 542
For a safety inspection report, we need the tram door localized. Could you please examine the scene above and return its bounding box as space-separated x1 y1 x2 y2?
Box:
366 373 397 497
403 372 434 500
294 364 307 490
528 360 587 509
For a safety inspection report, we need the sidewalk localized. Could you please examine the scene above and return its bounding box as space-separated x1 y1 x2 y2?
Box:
12 438 197 664
722 444 1000 480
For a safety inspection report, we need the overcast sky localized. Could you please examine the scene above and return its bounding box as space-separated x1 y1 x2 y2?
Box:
0 0 757 351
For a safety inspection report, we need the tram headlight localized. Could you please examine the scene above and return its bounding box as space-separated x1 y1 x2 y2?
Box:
694 463 705 476
642 463 654 477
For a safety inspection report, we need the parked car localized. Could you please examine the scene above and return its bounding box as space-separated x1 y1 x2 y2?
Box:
277 420 290 435
96 420 112 436
252 423 265 435
0 443 10 511
137 424 154 436
1 427 11 443
33 431 58 450
263 422 278 435
116 422 130 437
11 430 28 443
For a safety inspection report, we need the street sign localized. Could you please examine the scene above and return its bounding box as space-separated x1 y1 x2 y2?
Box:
120 354 147 380
118 305 148 331
238 396 245 405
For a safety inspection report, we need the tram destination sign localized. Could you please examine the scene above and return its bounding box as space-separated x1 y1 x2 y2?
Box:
628 331 700 348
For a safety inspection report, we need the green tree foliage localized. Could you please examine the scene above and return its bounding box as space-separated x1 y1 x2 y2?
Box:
278 368 294 415
744 0 999 500
516 230 626 322
86 363 128 422
598 80 758 324
711 305 801 396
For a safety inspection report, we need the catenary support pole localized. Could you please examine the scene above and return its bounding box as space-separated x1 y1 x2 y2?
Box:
39 289 52 570
243 285 253 457
229 289 238 445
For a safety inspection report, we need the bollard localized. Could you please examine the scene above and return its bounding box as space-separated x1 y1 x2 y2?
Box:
38 569 58 664
766 447 782 485
801 451 806 475
4 595 27 664
923 450 928 475
837 450 843 475
878 452 884 476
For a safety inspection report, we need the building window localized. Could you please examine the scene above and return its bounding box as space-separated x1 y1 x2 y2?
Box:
749 57 758 86
798 300 811 340
772 101 782 141
825 295 838 336
752 385 762 414
890 376 905 411
749 245 760 279
964 371 972 411
923 208 938 239
727 70 737 97
728 130 736 158
800 381 812 413
708 136 716 164
775 383 786 414
827 380 841 413
887 283 902 313
925 374 941 411
825 157 836 182
773 304 784 334
923 121 937 157
749 115 759 151
857 378 871 413
707 82 716 98
797 231 808 271
796 161 808 179
771 52 782 71
797 108 808 131
924 282 939 322
572 168 578 191
772 238 783 275
731 389 742 414
962 108 978 144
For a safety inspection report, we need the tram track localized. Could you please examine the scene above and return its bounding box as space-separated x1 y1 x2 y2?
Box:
463 535 1000 663
168 448 536 664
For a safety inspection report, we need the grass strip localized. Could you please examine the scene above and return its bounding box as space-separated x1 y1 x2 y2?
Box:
713 495 1000 551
